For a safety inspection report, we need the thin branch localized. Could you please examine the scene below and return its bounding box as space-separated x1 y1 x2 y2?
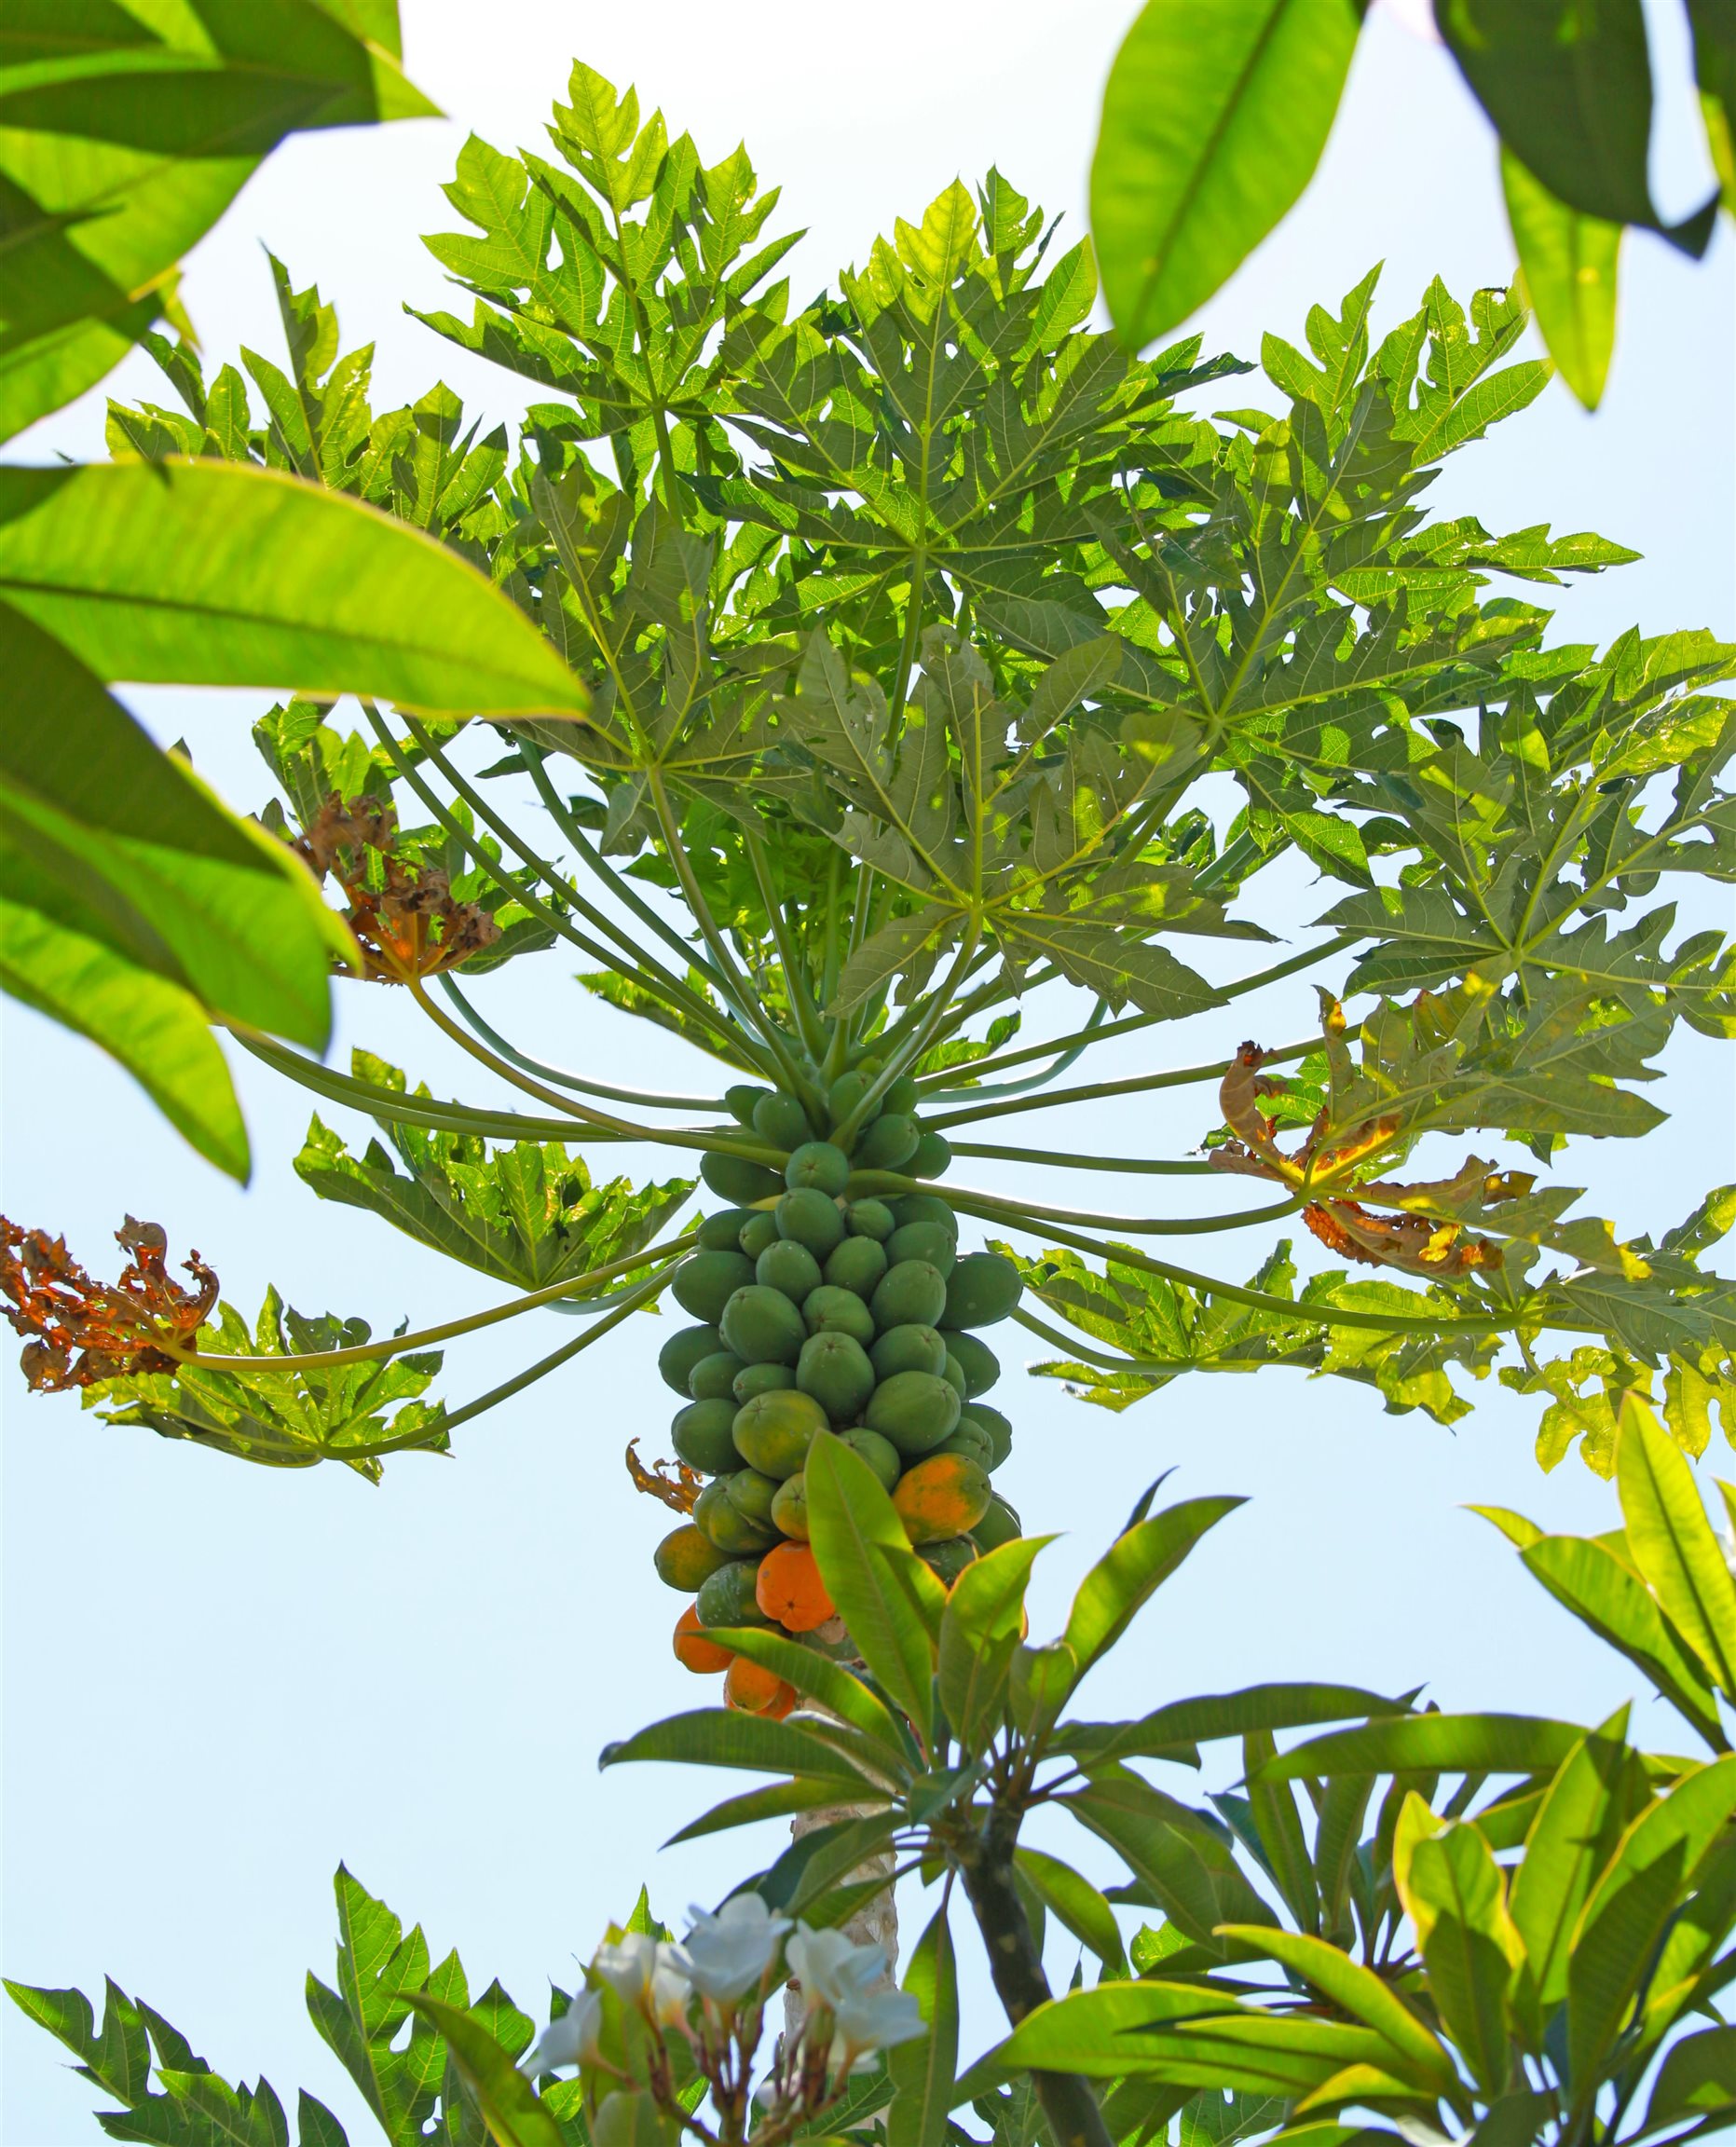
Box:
438 1269 668 1433
164 1237 697 1374
923 1037 1321 1134
939 1182 1306 1239
948 1141 1220 1176
744 825 828 1063
437 976 723 1113
236 1032 595 1142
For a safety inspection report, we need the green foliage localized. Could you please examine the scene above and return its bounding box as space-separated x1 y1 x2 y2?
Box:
86 1287 449 1481
1087 0 1729 404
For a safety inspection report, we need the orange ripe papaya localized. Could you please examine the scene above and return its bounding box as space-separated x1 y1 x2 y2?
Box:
756 1541 836 1633
673 1603 733 1675
890 1451 991 1545
724 1654 796 1717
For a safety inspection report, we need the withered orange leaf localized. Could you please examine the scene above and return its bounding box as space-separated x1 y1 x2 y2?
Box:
1 1217 218 1392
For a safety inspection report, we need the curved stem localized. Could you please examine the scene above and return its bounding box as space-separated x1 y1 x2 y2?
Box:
437 1269 667 1434
647 768 817 1107
924 1038 1321 1134
166 1237 696 1374
1010 1302 1292 1376
948 1141 1219 1176
837 928 983 1142
744 827 827 1064
437 977 722 1113
235 1032 595 1142
516 743 738 1001
941 1183 1306 1238
924 1001 1109 1105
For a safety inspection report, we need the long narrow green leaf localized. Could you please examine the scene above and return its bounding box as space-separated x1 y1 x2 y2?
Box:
953 1982 1242 2099
1212 1926 1456 2091
1261 1715 1584 1782
1646 2024 1736 2131
804 1432 936 1736
1060 1496 1244 1687
599 1707 882 1789
1501 149 1621 412
1508 1711 1639 2010
0 464 586 716
888 1904 958 2147
1062 1772 1276 1948
1014 1850 1128 1976
1617 1401 1736 1699
704 1627 909 1769
938 1537 1051 1756
663 1778 846 1846
1245 1727 1319 1935
1057 1683 1403 1766
1090 0 1360 349
1401 1826 1523 2098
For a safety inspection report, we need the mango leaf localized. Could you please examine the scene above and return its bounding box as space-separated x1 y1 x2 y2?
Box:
0 463 585 716
1013 1850 1128 1976
294 1074 691 1290
407 1996 564 2147
1501 152 1620 413
887 1904 958 2147
937 1536 1051 1756
1056 1682 1405 1769
85 1288 448 1482
804 1431 937 1734
1090 0 1360 350
954 1983 1243 2099
1210 1928 1456 2092
1060 1497 1245 1688
1260 1715 1585 1782
1646 2025 1736 2130
0 1 437 440
1616 1397 1736 1698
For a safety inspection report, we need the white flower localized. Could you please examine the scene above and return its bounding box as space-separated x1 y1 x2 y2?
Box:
593 1933 692 2028
676 1894 792 2005
785 1923 886 2013
830 1981 924 2066
518 1986 603 2076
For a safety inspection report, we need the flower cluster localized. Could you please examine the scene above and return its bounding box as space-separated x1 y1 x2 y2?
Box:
519 1895 923 2147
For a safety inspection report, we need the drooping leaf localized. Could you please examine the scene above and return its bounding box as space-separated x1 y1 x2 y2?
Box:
887 1904 959 2147
1090 0 1361 350
1501 151 1620 412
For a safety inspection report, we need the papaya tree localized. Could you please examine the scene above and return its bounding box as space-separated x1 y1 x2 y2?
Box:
6 53 1736 2147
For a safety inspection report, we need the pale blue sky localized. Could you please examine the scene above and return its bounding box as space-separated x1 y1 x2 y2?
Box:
4 4 1733 2140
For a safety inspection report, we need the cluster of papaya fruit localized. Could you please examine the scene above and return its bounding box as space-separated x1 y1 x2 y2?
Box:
651 1074 1022 1716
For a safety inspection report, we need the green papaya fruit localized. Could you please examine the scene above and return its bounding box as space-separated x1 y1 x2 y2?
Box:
775 1186 845 1256
882 1074 920 1115
725 1084 769 1128
659 1323 722 1395
697 1208 756 1251
917 1534 979 1585
891 1194 958 1237
802 1284 876 1347
696 1559 770 1627
732 1360 797 1404
737 1210 780 1260
869 1258 949 1333
885 1220 956 1276
943 1251 1022 1328
936 1420 993 1469
869 1323 948 1380
865 1368 961 1455
962 1403 1013 1470
688 1350 747 1402
756 1238 823 1303
718 1283 807 1366
853 1113 919 1170
824 1233 888 1299
909 1130 951 1177
845 1197 896 1242
971 1495 1022 1552
938 1351 968 1402
731 1388 828 1477
672 1250 755 1323
671 1398 742 1475
701 1150 784 1204
786 1140 851 1196
939 1330 1000 1396
693 1476 775 1554
753 1091 813 1152
770 1471 810 1540
796 1331 876 1422
725 1469 782 1529
837 1426 902 1491
826 1070 874 1129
